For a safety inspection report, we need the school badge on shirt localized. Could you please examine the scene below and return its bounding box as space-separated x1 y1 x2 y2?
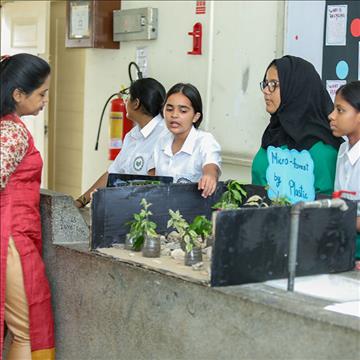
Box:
133 156 144 171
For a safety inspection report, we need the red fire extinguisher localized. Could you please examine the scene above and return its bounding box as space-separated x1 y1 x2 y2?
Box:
108 96 133 160
95 62 143 158
95 92 133 160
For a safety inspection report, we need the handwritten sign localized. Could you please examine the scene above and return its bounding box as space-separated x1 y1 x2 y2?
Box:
326 80 346 102
266 146 315 204
325 5 348 46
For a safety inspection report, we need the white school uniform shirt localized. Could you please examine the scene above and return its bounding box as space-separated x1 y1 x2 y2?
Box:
148 126 221 183
334 139 360 215
108 114 166 175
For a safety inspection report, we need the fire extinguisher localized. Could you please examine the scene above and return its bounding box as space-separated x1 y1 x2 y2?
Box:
108 96 133 160
95 62 143 160
94 91 133 160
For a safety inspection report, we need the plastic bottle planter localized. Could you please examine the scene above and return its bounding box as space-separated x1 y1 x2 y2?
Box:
142 235 161 258
125 234 142 251
184 247 203 266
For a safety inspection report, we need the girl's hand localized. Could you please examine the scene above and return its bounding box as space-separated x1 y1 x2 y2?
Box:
74 189 97 208
198 163 220 198
198 173 217 198
90 188 98 201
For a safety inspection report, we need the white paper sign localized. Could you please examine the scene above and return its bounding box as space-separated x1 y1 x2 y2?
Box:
136 47 148 78
326 5 348 46
325 301 360 318
326 80 347 102
70 4 90 38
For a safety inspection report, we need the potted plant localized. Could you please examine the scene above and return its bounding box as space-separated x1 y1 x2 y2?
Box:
92 181 356 287
167 210 212 266
212 180 247 210
188 214 213 247
125 198 160 257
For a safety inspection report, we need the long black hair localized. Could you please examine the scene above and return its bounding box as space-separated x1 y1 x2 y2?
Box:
129 78 166 118
163 83 203 128
337 81 360 112
0 53 51 117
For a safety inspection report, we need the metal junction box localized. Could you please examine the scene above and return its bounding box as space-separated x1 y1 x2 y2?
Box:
113 7 158 42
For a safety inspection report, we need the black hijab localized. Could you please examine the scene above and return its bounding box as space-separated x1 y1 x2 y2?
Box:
261 55 343 150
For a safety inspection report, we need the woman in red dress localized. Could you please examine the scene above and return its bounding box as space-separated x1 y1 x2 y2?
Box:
1 54 55 359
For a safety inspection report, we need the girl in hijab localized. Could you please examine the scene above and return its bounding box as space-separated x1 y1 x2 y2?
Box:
252 55 342 195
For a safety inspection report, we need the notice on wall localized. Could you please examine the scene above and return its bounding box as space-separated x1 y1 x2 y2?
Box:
70 4 90 38
266 146 315 204
325 5 348 46
326 80 347 102
136 47 148 78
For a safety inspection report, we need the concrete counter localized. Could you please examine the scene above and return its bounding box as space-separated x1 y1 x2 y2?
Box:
40 190 360 360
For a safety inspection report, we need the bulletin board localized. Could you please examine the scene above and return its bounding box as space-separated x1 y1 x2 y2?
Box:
285 0 360 101
322 0 360 100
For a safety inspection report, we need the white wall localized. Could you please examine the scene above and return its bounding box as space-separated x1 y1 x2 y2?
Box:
81 0 285 191
284 0 325 76
208 0 284 179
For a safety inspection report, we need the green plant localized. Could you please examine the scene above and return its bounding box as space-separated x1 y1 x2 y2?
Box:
212 180 247 210
264 185 292 206
126 198 157 250
167 209 188 237
270 196 291 206
167 210 210 253
188 215 212 241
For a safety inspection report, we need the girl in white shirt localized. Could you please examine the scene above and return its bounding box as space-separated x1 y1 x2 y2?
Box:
75 78 166 208
328 81 360 260
148 83 221 198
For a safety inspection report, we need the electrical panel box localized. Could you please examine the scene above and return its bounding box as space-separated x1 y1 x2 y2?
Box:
113 7 158 42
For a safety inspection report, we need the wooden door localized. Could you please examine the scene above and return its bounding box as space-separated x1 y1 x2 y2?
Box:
48 0 85 198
